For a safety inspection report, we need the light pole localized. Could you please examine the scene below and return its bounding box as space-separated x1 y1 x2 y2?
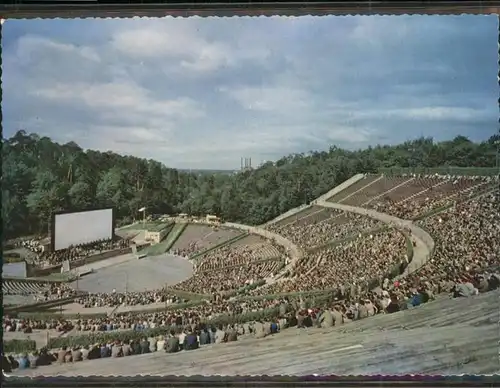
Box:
495 140 500 174
408 146 416 174
138 206 146 225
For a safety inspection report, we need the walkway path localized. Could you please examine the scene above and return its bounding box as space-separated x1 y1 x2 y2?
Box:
316 201 435 277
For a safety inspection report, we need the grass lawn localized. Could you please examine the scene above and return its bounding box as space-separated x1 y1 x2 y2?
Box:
117 222 164 231
141 237 173 256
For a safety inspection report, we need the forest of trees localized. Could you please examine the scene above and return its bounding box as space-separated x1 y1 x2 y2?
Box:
2 130 499 239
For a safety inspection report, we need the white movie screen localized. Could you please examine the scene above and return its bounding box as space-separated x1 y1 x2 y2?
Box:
54 208 113 251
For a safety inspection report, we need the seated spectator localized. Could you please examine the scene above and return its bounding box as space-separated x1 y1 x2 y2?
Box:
199 328 210 346
111 341 123 358
140 337 150 354
71 347 82 362
2 355 13 373
156 336 166 352
165 330 180 353
183 328 199 351
17 354 30 370
57 347 67 364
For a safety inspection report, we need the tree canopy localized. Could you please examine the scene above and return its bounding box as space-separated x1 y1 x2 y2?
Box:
2 130 499 239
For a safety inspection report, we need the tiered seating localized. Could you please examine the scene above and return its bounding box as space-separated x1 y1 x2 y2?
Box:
171 234 285 294
327 174 381 203
266 208 384 249
3 279 77 307
22 237 131 267
401 189 500 296
370 175 495 219
197 235 281 271
369 176 443 205
258 260 284 278
250 229 407 295
290 206 332 227
172 260 284 294
3 279 50 295
171 224 241 257
272 206 325 228
226 234 264 248
340 176 411 206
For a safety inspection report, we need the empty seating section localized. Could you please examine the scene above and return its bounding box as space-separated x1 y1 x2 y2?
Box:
287 206 331 227
324 172 497 221
266 208 383 249
3 279 50 295
370 176 495 219
226 234 265 248
327 175 381 203
340 176 411 206
370 176 442 205
272 206 324 228
171 224 241 257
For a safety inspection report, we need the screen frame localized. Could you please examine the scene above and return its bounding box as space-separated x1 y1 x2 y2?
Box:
50 206 116 252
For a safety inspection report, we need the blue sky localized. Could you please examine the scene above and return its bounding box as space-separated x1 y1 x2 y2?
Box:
2 16 498 169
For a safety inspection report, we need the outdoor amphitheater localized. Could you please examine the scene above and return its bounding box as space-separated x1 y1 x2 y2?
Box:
3 170 499 376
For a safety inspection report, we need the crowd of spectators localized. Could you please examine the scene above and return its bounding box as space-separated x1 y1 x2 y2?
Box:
17 237 131 267
35 284 77 302
3 320 268 372
398 189 499 297
17 239 44 255
4 181 499 375
172 260 283 295
195 240 284 271
3 316 74 334
266 208 384 249
75 290 180 308
4 281 77 303
171 241 201 258
170 238 285 295
252 229 409 296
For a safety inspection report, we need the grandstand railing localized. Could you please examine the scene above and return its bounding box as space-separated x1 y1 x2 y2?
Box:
378 166 498 176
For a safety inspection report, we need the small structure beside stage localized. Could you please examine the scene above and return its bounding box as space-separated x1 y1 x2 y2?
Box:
131 243 148 259
144 222 175 244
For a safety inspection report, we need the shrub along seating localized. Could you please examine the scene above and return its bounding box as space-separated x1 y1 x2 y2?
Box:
3 339 37 354
46 307 281 350
11 300 209 321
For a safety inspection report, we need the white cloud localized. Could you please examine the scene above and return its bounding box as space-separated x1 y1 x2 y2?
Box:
13 35 101 65
355 106 491 122
35 82 204 119
110 19 271 75
2 16 497 169
220 85 312 113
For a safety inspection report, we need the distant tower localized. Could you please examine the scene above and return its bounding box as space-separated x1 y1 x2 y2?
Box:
240 157 254 172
